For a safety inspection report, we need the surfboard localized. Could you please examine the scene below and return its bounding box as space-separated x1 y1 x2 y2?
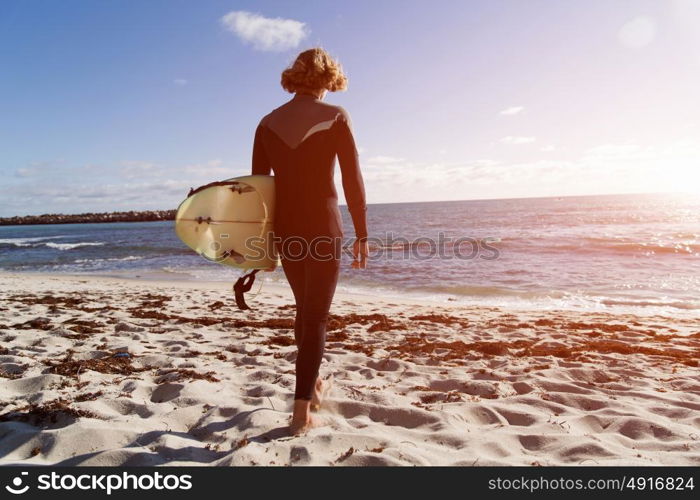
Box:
174 175 279 270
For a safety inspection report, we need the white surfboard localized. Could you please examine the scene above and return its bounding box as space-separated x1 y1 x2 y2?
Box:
175 175 279 270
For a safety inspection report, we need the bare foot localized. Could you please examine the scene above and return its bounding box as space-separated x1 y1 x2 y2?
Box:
289 413 323 436
310 377 323 411
289 399 326 435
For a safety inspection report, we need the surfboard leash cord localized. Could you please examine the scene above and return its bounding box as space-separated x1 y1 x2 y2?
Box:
233 269 261 310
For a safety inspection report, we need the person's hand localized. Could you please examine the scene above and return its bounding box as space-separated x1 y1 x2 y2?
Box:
352 239 369 269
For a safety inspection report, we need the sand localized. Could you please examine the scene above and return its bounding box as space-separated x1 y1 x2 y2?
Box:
0 271 698 466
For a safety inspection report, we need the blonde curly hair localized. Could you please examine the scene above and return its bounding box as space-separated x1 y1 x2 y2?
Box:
281 47 348 94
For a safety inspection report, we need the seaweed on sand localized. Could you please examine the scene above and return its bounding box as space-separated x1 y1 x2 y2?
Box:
42 349 151 377
0 397 101 426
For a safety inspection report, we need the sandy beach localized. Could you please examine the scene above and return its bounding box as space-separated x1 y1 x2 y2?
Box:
0 271 698 466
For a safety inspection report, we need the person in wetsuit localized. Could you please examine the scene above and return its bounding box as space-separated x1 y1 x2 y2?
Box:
251 47 369 435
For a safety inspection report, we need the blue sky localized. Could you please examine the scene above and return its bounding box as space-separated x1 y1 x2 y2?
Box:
1 0 699 216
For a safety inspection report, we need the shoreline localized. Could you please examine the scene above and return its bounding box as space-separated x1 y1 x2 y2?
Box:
0 271 698 465
1 270 455 309
2 268 698 322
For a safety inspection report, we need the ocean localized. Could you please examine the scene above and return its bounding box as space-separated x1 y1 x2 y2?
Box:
1 193 699 317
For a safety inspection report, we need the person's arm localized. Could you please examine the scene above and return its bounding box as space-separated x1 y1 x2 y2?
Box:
252 122 271 175
335 107 368 242
252 121 275 272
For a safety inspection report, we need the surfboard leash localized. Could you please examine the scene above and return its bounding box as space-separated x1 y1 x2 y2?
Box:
233 269 260 310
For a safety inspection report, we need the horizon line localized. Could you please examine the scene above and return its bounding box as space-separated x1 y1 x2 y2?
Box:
0 190 693 219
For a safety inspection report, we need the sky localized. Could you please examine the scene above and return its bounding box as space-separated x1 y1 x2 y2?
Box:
1 0 699 216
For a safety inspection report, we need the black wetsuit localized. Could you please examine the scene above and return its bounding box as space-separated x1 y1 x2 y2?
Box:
251 92 368 401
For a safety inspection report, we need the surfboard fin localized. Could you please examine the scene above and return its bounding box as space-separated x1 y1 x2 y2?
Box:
229 183 255 194
186 180 255 198
199 248 246 265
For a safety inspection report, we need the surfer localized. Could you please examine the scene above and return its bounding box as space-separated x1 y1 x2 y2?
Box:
252 47 369 435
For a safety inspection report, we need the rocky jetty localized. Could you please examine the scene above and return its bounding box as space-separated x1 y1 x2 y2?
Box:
0 210 176 226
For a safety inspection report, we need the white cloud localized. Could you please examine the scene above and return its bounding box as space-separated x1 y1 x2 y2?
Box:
499 106 524 116
366 155 405 164
540 145 556 152
350 138 700 203
13 160 66 178
15 167 35 177
116 159 238 180
618 17 656 49
120 161 161 179
6 138 699 216
173 78 188 86
182 159 230 177
221 11 308 52
121 161 158 170
499 136 536 145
